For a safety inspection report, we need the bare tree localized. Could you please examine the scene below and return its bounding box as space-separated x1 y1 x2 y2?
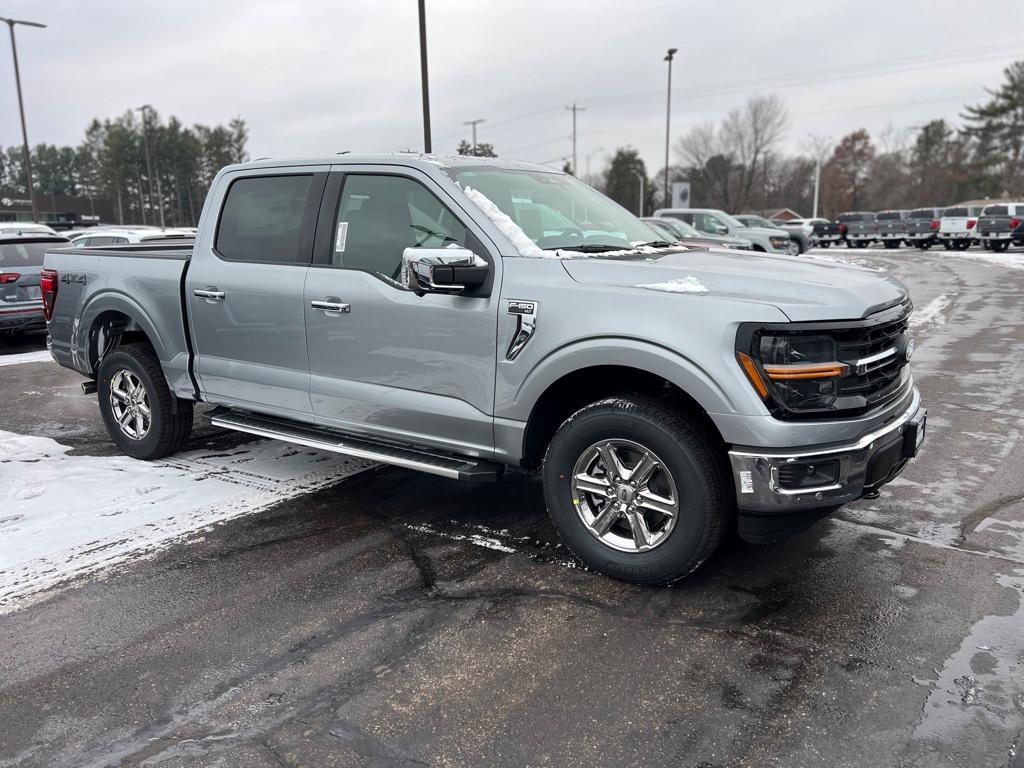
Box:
721 94 789 210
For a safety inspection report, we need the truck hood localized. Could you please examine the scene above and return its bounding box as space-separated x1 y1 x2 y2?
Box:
560 248 908 322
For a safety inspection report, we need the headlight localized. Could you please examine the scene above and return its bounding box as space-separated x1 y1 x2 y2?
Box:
769 236 789 249
737 332 848 412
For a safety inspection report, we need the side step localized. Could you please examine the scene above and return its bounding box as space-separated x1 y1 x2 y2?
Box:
209 409 504 483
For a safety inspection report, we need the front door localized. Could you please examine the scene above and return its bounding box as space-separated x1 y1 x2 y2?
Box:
303 167 500 458
187 169 326 418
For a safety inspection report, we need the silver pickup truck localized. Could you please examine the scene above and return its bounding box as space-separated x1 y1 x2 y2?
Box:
42 154 926 585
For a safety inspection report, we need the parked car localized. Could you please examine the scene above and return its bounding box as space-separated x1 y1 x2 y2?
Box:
786 217 842 248
875 210 909 248
43 154 926 585
0 222 59 237
837 212 878 247
904 208 942 249
1 234 69 333
937 205 984 250
641 216 753 250
976 203 1024 252
654 208 791 254
735 214 807 255
70 227 195 247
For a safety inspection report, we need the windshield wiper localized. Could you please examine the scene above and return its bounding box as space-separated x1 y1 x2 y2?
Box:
543 244 629 253
631 240 675 248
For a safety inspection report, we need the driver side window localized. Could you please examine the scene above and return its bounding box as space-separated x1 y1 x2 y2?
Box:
332 174 476 281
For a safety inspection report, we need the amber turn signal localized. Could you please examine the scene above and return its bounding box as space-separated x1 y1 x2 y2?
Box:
736 352 769 398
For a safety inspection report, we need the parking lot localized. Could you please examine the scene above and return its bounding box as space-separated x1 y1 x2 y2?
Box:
1 247 1023 767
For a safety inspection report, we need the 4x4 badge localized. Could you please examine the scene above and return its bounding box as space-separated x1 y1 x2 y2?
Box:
506 300 538 360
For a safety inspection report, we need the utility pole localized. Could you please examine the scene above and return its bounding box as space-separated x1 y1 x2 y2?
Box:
663 47 677 209
418 0 432 153
1 16 46 223
565 103 585 175
463 118 485 155
812 157 821 219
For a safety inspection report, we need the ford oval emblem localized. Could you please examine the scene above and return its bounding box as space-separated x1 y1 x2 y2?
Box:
905 337 915 361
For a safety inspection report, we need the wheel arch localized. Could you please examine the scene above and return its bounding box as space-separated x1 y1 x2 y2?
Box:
78 292 167 376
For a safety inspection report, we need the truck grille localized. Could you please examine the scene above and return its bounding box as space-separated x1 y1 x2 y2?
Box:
833 305 911 410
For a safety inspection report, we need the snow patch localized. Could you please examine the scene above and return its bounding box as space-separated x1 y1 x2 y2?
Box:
0 350 53 367
0 430 374 612
911 294 950 329
635 276 709 294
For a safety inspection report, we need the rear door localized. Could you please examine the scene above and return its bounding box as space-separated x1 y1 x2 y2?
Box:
186 167 328 418
302 165 501 457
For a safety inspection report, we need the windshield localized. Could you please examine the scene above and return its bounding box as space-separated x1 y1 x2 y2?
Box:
943 207 968 217
908 209 935 219
982 205 1008 215
659 218 700 237
446 166 662 251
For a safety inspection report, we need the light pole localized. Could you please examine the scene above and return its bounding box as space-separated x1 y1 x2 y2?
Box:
585 146 604 180
418 0 431 153
565 103 585 175
463 118 485 155
633 169 645 217
1 16 45 223
663 47 679 210
135 105 164 227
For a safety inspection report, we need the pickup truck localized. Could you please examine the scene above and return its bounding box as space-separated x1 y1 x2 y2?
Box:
837 212 878 247
875 210 908 249
42 155 927 585
937 205 983 250
787 218 842 248
734 215 807 255
976 202 1024 252
904 208 942 249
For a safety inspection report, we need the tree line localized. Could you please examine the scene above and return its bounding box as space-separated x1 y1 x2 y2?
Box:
601 60 1024 218
0 108 249 227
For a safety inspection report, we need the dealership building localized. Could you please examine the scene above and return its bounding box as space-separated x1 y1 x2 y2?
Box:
0 189 114 229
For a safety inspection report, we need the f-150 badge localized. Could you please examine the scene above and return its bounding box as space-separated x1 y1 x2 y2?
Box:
506 300 538 360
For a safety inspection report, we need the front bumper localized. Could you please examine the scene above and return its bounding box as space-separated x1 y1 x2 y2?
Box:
727 387 926 540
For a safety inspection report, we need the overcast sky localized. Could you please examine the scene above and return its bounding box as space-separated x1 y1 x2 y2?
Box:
2 0 1023 176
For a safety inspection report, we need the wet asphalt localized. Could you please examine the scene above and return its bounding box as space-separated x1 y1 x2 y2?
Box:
1 249 1024 767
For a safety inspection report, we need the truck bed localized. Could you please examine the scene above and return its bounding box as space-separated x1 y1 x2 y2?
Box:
43 241 197 399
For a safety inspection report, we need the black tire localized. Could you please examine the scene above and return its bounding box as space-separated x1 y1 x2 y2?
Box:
542 395 729 585
942 240 953 250
992 240 1009 252
819 241 830 249
956 240 970 251
97 342 193 460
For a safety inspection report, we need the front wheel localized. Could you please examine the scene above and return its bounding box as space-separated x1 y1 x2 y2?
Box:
97 343 194 460
542 395 728 585
784 239 800 257
819 241 830 249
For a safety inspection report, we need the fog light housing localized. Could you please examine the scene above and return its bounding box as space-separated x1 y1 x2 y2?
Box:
777 459 840 490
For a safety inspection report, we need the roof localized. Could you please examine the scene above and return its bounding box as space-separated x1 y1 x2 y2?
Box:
224 153 558 175
955 198 1014 207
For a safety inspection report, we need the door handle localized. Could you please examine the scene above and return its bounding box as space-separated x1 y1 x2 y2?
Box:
193 288 225 301
310 299 351 314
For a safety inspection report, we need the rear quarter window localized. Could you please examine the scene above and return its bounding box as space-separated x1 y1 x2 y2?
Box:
215 174 316 263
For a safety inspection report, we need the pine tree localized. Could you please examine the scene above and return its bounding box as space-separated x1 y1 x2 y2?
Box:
963 61 1024 196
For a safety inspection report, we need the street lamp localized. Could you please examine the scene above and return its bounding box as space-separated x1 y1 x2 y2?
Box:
633 169 645 218
585 146 604 179
663 47 678 209
418 0 431 153
1 16 46 223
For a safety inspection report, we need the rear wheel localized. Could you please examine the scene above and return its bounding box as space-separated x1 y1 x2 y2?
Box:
819 241 830 249
992 240 1009 252
542 395 728 585
942 240 953 250
956 240 970 250
97 343 194 460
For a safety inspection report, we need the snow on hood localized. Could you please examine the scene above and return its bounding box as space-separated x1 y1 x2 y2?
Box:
636 276 709 294
562 248 909 322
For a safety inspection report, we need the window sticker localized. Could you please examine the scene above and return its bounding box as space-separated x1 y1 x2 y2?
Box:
335 221 348 253
739 470 754 494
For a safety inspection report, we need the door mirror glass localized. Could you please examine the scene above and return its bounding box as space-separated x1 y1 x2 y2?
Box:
402 247 489 295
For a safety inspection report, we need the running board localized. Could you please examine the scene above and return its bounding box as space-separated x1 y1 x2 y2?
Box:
209 409 503 483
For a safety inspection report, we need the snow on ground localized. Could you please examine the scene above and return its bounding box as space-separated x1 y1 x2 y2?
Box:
910 294 951 329
0 430 374 613
0 349 53 367
635 276 709 294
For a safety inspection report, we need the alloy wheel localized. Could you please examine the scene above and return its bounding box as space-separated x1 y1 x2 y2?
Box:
570 439 679 553
109 369 152 440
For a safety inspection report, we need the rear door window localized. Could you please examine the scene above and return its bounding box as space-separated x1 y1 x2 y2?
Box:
216 174 317 264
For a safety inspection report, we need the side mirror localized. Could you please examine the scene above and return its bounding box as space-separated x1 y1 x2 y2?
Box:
713 224 729 235
402 247 489 295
